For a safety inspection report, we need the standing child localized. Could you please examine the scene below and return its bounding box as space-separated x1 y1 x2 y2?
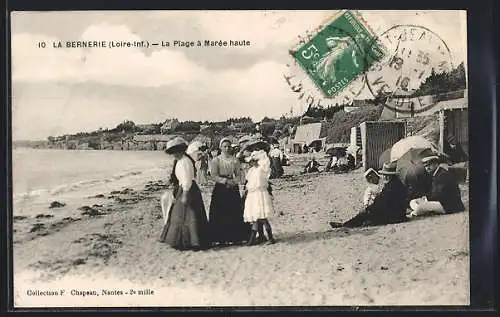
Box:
244 150 276 245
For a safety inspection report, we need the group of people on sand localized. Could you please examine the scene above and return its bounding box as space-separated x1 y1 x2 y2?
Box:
159 137 279 251
329 154 466 229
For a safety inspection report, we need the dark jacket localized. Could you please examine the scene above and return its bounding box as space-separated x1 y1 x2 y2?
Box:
428 164 465 213
443 141 468 164
365 176 408 225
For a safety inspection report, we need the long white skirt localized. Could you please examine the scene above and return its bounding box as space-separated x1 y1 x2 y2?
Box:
243 190 274 222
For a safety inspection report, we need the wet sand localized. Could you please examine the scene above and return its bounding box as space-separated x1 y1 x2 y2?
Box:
13 154 470 307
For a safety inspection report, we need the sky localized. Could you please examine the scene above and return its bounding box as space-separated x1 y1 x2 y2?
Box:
11 10 467 140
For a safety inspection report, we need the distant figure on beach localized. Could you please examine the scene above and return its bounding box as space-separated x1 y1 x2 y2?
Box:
208 138 251 245
244 151 276 246
198 147 210 185
329 162 408 228
303 157 321 173
408 156 465 218
159 137 209 251
269 144 284 179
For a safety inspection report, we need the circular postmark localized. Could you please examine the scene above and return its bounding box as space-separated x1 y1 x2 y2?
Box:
363 25 455 115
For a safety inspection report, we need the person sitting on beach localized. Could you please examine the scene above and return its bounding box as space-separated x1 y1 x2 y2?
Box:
347 153 356 171
159 137 209 251
335 154 350 173
362 168 382 208
303 157 321 173
325 156 338 172
443 135 468 164
244 150 276 246
408 156 465 218
329 162 408 228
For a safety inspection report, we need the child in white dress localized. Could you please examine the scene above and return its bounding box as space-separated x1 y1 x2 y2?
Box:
244 150 276 245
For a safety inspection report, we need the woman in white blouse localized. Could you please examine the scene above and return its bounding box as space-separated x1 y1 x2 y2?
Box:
208 138 251 245
159 137 209 251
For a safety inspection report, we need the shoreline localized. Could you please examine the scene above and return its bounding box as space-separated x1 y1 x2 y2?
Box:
13 155 470 306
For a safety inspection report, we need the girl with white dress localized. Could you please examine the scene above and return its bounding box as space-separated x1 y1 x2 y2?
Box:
244 150 276 245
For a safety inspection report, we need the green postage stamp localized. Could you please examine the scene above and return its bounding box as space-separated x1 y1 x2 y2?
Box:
292 10 386 98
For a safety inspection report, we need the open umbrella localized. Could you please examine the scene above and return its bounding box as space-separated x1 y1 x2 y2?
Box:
243 140 270 153
395 148 435 200
378 147 392 169
326 147 347 157
308 139 323 149
238 135 252 144
390 136 436 161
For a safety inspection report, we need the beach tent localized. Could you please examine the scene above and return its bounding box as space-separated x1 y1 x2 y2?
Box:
390 136 437 161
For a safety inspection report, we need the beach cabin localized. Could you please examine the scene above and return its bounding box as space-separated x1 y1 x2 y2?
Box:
438 97 468 154
290 122 327 153
160 119 180 134
360 121 406 171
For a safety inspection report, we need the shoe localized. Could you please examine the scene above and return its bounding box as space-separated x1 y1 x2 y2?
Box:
247 231 257 246
266 238 276 244
329 221 343 228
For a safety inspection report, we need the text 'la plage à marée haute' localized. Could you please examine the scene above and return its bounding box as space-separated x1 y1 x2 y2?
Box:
47 40 252 49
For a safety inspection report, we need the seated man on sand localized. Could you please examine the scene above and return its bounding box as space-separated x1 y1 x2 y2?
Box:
303 157 321 173
329 162 408 228
408 156 465 218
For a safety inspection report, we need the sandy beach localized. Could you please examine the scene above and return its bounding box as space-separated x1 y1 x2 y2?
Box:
12 154 470 307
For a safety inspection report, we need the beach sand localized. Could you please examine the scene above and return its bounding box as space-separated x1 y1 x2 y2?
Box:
12 154 470 307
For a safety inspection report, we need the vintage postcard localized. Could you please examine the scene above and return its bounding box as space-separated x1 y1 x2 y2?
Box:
11 10 469 307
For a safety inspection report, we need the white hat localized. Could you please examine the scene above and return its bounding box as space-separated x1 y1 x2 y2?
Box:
421 155 440 165
186 141 203 156
364 168 380 179
165 137 188 154
219 137 232 148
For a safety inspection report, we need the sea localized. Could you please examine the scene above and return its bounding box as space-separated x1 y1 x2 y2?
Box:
12 148 173 217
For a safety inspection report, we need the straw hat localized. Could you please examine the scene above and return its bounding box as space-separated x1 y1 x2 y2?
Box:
421 155 440 165
164 137 188 154
378 161 398 175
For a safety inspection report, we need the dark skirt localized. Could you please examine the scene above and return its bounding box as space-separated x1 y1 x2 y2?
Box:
159 182 209 250
270 157 284 179
209 183 250 244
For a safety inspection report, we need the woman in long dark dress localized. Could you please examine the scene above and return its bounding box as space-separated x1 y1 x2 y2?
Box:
159 137 209 251
208 138 250 245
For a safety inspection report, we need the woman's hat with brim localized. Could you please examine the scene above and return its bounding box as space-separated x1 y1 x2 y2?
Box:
364 168 380 179
219 137 232 148
165 137 188 154
186 141 203 156
378 161 398 175
421 155 440 165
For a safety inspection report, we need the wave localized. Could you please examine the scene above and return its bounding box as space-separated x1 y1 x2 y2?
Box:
12 169 157 200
